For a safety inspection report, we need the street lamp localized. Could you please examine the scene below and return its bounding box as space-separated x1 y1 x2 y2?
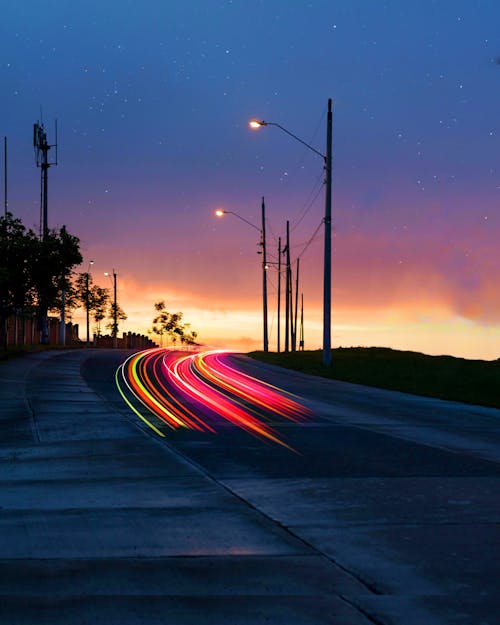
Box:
249 98 333 366
104 269 117 349
215 200 269 353
86 260 94 346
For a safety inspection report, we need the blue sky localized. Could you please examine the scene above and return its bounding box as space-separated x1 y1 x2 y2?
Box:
2 1 499 357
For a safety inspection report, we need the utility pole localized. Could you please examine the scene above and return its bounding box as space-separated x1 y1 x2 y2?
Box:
293 258 300 351
261 197 269 352
3 136 7 216
60 288 66 346
285 220 290 352
86 273 90 346
113 270 117 349
299 293 304 351
277 236 281 353
249 97 333 365
323 98 333 366
85 260 94 346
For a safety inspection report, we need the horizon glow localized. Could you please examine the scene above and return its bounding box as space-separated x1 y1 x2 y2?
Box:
2 2 499 360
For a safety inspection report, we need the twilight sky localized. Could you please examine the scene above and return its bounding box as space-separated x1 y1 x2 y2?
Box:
1 0 499 359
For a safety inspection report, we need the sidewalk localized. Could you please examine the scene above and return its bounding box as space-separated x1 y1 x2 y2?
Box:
0 350 372 625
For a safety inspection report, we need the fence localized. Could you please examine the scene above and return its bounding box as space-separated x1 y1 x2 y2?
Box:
94 332 156 349
4 314 79 347
3 314 156 350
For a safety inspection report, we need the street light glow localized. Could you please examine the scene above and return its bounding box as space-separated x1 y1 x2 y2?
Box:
250 99 333 365
213 200 269 352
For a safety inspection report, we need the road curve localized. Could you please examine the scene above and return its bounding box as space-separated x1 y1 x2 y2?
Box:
116 348 311 450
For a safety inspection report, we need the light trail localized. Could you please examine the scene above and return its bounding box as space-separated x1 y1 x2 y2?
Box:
116 348 311 449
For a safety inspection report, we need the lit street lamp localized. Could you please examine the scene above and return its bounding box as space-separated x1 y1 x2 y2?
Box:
250 99 333 366
215 200 269 353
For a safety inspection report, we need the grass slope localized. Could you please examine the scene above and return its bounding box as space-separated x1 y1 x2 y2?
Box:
249 347 500 409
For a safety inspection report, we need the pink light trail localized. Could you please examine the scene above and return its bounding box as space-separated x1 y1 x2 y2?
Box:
116 348 311 450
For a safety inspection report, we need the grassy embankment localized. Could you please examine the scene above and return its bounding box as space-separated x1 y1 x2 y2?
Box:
249 347 500 409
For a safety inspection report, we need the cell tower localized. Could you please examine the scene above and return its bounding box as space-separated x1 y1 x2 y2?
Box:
33 119 58 239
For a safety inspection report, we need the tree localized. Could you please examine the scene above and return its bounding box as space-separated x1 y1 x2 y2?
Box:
150 301 199 348
106 302 127 337
91 286 109 337
0 214 81 346
0 213 38 347
30 225 82 343
73 273 110 338
49 280 80 322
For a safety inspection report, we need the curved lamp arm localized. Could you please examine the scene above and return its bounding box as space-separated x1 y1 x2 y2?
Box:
215 209 261 232
249 120 325 161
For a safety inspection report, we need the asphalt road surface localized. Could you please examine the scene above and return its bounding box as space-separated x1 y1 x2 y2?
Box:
1 347 498 625
82 348 500 625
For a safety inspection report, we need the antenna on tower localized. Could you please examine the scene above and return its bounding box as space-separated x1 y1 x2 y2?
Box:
54 119 58 165
33 118 58 239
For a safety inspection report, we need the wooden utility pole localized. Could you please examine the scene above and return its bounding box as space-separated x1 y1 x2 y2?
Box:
261 197 269 352
285 221 290 352
292 258 300 351
277 236 281 353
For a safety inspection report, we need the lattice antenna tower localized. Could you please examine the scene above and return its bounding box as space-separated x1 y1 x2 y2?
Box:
33 118 58 239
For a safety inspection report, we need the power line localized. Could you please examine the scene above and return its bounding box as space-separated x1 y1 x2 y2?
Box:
292 219 323 264
290 175 324 233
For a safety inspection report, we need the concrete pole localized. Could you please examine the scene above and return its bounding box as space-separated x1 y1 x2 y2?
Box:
322 98 333 366
113 269 118 349
277 236 281 353
113 270 118 349
4 136 7 216
86 273 90 346
300 293 304 350
285 221 290 352
293 257 299 351
60 289 66 346
261 197 269 352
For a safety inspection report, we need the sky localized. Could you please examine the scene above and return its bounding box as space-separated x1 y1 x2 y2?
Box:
1 0 499 359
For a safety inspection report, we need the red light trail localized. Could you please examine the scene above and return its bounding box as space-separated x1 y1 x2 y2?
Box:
116 348 311 449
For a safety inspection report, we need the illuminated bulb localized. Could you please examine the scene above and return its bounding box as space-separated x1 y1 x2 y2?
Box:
215 209 225 217
249 120 263 129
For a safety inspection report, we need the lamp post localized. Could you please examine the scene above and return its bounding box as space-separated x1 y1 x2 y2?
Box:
249 98 333 366
215 201 269 353
85 260 94 346
104 269 117 348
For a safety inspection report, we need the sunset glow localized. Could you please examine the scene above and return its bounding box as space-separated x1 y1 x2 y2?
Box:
2 2 499 360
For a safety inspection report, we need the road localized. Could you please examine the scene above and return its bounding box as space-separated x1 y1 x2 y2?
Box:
1 347 499 624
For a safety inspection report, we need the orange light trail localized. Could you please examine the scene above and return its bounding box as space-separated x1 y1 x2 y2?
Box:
116 348 311 449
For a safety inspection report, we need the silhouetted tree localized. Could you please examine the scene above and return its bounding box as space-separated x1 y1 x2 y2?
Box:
0 213 37 347
91 286 110 337
106 302 127 337
30 226 82 343
150 301 199 347
73 273 110 337
0 213 81 346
